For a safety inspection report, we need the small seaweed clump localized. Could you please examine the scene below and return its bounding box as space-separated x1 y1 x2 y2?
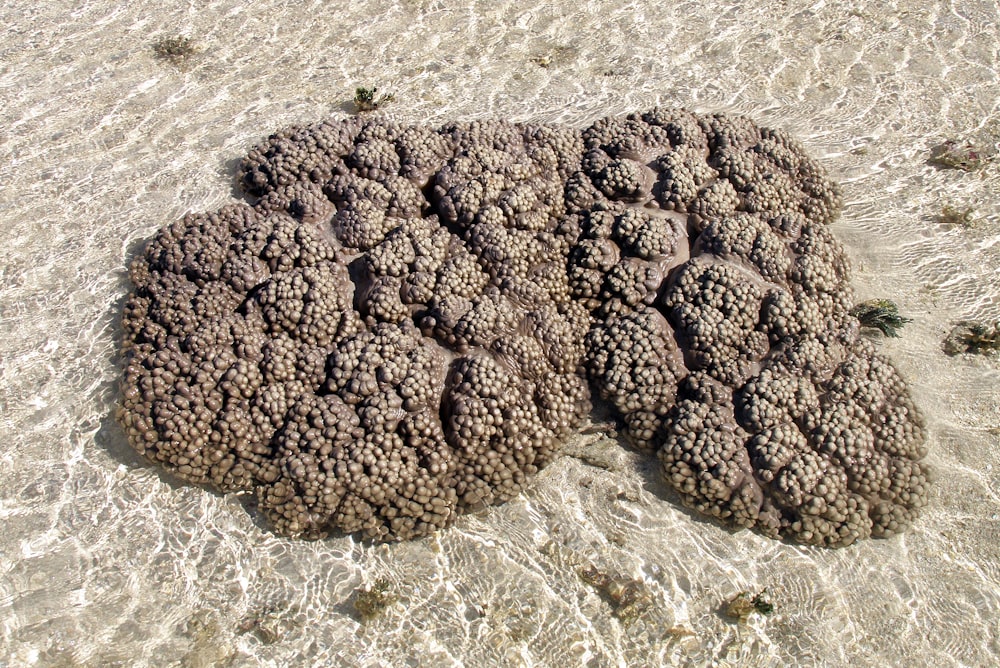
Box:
723 589 775 621
928 138 996 171
354 579 397 621
152 36 198 67
851 299 912 337
354 86 394 113
943 321 1000 356
938 204 977 227
579 564 652 625
237 602 299 644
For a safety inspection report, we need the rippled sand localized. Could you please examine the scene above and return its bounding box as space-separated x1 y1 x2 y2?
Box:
1 1 998 666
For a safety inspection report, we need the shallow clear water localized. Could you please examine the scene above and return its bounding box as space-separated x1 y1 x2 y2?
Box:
1 0 998 666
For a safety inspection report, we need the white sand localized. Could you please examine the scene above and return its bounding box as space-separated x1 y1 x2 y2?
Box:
1 0 998 665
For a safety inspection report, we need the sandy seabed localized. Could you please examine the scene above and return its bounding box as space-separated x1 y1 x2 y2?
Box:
1 1 998 666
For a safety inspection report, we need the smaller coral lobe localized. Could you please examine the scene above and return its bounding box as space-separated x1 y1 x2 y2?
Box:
118 109 929 547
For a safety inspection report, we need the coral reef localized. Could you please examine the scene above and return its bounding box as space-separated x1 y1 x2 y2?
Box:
118 108 929 547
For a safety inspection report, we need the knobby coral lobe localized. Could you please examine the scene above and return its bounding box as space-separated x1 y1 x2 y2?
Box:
117 108 930 547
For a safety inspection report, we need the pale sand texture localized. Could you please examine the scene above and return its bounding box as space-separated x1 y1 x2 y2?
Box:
1 1 998 666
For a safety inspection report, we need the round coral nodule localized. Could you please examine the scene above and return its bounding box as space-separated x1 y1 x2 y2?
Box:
117 108 927 547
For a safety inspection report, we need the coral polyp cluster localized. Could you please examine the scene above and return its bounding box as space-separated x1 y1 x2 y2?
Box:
118 108 929 547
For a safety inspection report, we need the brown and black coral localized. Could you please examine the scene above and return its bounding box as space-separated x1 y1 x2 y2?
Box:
117 108 929 547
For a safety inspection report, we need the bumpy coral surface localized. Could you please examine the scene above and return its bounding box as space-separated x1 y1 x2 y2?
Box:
118 109 929 547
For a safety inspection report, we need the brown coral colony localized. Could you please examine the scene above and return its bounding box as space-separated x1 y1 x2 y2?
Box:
118 109 929 547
